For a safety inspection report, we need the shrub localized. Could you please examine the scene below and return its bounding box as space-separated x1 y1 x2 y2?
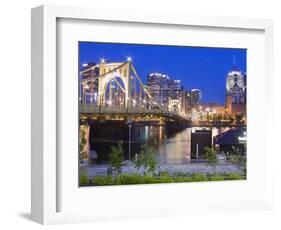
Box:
115 174 144 185
143 175 158 184
104 175 113 185
158 176 173 183
241 174 247 180
89 172 243 186
160 171 170 177
128 174 144 184
92 175 106 186
115 175 124 185
192 173 207 182
79 173 89 185
174 172 190 178
209 175 225 181
226 173 242 180
174 177 194 183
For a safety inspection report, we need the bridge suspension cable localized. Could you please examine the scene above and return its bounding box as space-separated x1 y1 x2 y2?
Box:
81 62 128 83
80 64 99 75
80 61 164 109
130 64 152 99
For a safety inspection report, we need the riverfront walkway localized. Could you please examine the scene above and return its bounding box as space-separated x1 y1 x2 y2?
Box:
83 162 243 179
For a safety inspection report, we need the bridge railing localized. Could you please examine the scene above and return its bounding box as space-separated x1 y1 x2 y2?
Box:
79 104 190 121
79 104 172 114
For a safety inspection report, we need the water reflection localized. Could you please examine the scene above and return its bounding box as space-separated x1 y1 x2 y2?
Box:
90 124 231 165
138 126 230 164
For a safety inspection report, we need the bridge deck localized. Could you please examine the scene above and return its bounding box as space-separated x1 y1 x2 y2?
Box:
79 104 189 120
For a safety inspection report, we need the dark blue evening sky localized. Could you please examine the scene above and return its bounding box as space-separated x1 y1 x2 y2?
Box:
79 42 246 105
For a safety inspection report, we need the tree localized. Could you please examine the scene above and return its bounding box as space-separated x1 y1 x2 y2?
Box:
109 142 125 175
205 147 218 174
134 143 158 175
79 128 87 161
229 147 246 174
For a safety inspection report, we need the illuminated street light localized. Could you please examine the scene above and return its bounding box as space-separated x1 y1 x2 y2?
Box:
82 63 88 67
127 56 132 62
100 58 106 63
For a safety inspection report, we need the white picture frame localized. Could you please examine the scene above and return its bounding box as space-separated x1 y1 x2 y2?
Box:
31 5 274 225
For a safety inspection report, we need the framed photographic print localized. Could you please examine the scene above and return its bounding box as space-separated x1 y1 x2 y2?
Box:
31 5 274 225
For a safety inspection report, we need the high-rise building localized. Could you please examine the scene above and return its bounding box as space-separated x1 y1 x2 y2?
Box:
180 90 192 114
80 62 99 104
225 64 246 114
147 73 181 106
179 89 203 114
190 89 202 105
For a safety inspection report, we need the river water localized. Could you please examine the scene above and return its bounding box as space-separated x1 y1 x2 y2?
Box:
135 126 231 164
89 124 231 165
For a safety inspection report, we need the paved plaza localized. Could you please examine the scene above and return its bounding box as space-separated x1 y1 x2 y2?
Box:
82 162 243 179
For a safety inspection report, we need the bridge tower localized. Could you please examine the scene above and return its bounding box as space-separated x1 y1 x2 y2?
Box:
80 59 153 110
98 62 133 108
168 98 182 113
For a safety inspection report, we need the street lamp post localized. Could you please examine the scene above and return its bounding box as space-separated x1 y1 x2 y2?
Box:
126 119 133 162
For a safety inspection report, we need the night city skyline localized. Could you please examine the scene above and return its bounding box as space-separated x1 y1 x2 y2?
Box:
79 41 247 186
79 42 247 105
